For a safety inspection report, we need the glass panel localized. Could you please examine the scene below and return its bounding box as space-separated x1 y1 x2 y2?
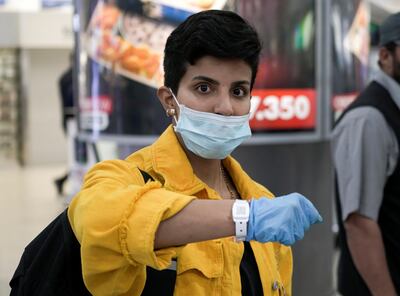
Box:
236 0 317 133
330 0 370 122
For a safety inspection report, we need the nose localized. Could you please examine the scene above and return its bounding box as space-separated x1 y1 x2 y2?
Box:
214 94 234 116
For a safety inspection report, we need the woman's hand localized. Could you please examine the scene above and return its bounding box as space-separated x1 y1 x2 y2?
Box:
246 193 322 245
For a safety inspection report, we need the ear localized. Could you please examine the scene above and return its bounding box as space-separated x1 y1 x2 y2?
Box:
157 86 176 111
379 47 393 73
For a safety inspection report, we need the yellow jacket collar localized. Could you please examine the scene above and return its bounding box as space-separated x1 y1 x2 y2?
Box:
149 125 266 199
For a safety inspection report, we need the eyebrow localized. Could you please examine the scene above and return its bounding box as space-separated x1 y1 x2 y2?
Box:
192 76 219 85
192 75 250 86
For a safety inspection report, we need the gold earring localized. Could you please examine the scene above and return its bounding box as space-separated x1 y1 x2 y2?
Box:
166 108 176 117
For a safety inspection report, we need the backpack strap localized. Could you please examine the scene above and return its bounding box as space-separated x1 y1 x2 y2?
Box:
136 168 177 295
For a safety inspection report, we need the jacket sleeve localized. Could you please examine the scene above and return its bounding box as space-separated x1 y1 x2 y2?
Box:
68 160 196 296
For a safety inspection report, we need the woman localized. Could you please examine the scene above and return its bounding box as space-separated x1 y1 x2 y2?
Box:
68 10 322 296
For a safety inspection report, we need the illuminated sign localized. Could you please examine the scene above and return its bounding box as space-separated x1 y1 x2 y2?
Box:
250 89 316 130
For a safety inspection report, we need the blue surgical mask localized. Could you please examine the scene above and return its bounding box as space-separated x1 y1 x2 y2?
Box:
169 89 252 159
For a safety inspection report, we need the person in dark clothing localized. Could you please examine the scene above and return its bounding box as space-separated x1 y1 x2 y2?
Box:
54 55 75 195
59 66 74 133
332 12 400 296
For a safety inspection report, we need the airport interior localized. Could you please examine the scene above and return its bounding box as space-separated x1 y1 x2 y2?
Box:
1 0 400 295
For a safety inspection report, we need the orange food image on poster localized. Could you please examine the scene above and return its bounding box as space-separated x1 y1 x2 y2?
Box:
98 34 160 79
185 0 215 9
120 46 160 78
98 33 124 62
142 54 160 78
89 4 165 84
94 4 121 31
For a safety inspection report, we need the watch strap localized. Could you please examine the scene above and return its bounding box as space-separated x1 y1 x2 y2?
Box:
232 200 249 242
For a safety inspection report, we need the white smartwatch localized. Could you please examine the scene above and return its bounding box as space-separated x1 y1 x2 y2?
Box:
232 200 250 242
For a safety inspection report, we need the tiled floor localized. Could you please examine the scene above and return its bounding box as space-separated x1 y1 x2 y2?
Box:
0 164 67 295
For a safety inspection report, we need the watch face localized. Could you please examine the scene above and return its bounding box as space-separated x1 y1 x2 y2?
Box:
234 202 249 219
235 206 248 216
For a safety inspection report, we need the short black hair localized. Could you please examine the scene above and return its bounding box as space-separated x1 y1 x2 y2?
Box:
383 41 398 52
163 10 262 94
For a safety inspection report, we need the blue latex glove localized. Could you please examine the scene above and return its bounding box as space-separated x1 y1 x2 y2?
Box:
246 193 322 245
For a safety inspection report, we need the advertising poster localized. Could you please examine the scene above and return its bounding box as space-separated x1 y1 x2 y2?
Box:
79 0 329 136
78 0 227 136
237 0 317 133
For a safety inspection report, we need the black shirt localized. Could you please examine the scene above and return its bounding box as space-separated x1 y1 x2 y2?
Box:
240 241 264 295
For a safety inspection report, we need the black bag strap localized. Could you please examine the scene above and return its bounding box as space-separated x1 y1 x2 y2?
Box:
138 168 154 183
137 168 177 296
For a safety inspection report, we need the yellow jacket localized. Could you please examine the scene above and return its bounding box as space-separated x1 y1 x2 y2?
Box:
69 125 292 296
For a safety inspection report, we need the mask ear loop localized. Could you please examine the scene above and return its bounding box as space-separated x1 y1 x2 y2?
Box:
168 88 180 124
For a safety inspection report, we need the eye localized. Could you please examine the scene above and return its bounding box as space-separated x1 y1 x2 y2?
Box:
196 84 210 94
232 87 248 97
196 84 211 94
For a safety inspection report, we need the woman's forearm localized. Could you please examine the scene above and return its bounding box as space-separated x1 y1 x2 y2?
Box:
154 199 236 249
